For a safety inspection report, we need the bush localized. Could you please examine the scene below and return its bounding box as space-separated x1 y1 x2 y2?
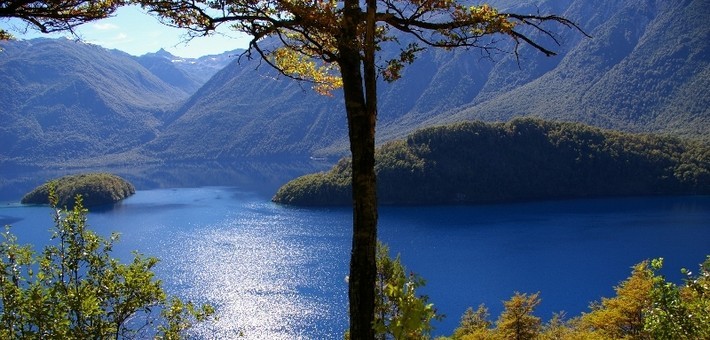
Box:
0 188 212 339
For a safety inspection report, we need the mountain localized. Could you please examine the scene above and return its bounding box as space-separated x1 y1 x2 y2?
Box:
134 49 203 94
0 39 245 166
135 48 242 95
1 0 707 166
0 38 187 165
272 118 710 206
166 49 243 83
146 0 709 162
141 55 348 160
441 0 710 140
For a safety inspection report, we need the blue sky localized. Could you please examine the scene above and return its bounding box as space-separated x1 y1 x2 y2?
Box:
0 6 251 58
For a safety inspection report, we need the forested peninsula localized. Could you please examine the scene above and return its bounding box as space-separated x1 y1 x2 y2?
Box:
22 173 135 208
273 118 709 206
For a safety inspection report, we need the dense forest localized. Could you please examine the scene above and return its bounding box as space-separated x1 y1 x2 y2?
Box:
273 118 709 206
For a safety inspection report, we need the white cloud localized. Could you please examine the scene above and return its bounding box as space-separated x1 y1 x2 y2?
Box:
114 33 129 41
93 23 119 31
85 32 132 50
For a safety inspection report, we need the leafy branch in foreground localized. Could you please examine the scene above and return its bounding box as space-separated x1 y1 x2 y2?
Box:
346 242 441 340
374 243 441 339
0 187 212 339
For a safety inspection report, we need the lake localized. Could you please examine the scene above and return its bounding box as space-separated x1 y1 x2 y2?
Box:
1 163 709 338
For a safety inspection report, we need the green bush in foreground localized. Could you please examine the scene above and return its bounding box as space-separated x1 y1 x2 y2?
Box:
0 188 212 339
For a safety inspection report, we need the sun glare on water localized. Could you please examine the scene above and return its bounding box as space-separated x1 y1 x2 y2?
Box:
154 208 349 339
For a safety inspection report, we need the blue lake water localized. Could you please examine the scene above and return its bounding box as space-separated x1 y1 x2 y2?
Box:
1 166 709 338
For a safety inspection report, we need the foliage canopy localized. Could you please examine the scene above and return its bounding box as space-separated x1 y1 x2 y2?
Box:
138 0 581 93
373 243 440 339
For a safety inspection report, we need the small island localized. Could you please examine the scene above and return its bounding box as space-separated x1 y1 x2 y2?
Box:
22 173 135 208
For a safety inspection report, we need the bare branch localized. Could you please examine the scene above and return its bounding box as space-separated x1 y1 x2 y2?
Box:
379 10 587 59
505 13 591 39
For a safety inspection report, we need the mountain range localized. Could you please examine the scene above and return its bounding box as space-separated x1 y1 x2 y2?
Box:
0 0 708 166
0 38 238 164
135 47 242 95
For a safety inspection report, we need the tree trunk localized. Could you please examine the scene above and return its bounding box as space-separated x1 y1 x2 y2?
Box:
346 95 378 340
339 0 378 338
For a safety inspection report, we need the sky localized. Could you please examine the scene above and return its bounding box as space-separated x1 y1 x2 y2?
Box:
0 6 251 58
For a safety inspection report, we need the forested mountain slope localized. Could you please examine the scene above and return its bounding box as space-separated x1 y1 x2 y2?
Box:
141 55 349 160
0 39 242 165
145 0 709 161
0 38 188 164
443 0 710 140
272 119 710 206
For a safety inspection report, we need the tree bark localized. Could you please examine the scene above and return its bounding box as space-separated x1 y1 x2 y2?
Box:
339 0 378 338
345 89 378 339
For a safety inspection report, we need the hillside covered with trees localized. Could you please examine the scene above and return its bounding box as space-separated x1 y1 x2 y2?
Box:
0 38 237 166
443 0 710 142
273 119 709 206
0 38 184 165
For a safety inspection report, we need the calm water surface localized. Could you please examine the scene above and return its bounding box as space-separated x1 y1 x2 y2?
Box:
1 170 708 338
